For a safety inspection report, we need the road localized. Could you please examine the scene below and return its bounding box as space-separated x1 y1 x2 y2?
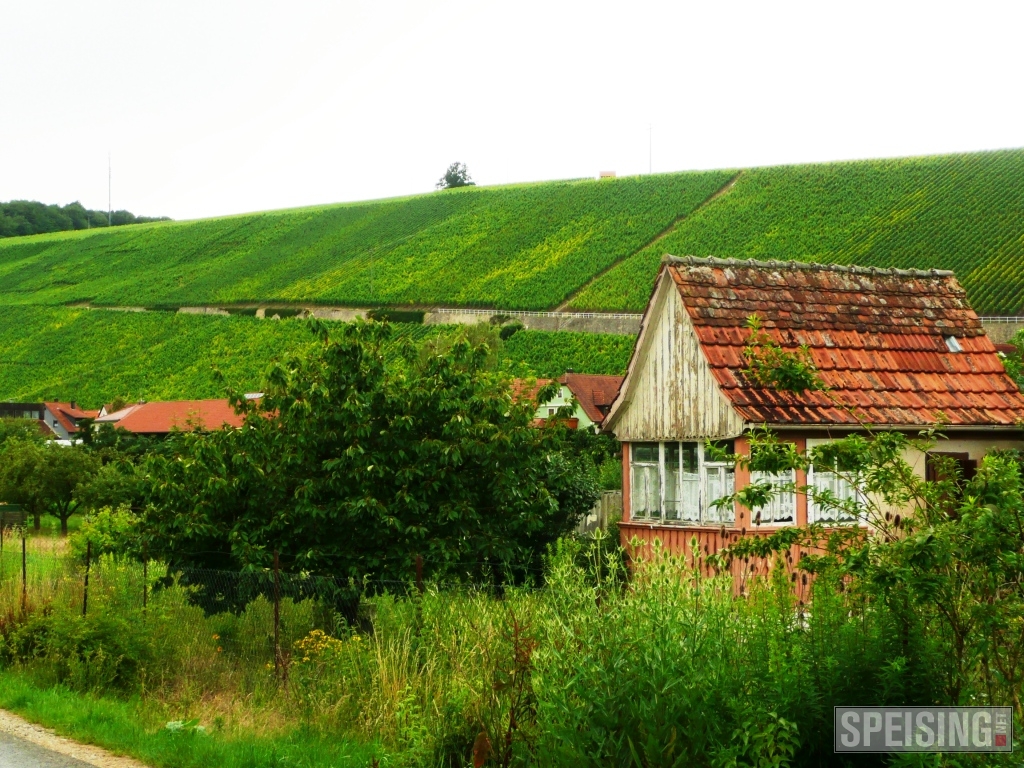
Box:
0 730 96 767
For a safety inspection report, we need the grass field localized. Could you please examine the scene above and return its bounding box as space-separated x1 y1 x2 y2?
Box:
0 172 733 311
569 149 1024 313
0 306 633 406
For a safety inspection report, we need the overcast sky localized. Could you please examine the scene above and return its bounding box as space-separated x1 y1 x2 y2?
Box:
2 1 1022 221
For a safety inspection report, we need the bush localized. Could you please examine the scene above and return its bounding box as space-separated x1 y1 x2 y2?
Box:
2 609 156 693
70 505 138 561
597 457 621 490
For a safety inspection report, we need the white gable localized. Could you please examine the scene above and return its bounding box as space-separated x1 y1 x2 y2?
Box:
603 271 744 442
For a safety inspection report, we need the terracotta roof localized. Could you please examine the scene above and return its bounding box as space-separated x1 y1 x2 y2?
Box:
43 402 96 434
511 378 555 404
559 373 624 424
665 255 1024 427
97 399 245 434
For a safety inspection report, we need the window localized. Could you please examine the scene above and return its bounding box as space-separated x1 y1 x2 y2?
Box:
665 443 700 522
807 462 862 524
806 439 864 524
630 440 734 525
749 469 797 524
703 441 735 525
630 443 660 519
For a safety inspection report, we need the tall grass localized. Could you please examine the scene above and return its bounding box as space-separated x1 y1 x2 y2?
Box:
0 532 1017 767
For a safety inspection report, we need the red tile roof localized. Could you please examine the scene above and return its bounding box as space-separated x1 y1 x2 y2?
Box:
512 378 555 404
43 402 97 434
97 400 245 434
665 256 1024 427
559 373 624 424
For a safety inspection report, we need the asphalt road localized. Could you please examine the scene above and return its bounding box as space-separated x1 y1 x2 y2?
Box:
0 730 96 768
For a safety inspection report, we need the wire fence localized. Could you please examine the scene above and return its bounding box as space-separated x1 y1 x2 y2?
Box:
0 531 556 680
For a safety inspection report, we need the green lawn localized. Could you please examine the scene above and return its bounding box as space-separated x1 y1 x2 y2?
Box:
0 670 378 767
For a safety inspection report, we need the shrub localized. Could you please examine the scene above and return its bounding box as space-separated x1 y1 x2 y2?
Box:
2 608 156 693
70 505 138 561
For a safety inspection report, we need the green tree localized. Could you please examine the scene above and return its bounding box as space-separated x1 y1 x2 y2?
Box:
141 320 597 582
0 417 45 447
436 162 475 190
0 440 101 534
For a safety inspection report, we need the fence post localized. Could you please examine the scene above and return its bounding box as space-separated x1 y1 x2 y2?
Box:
415 554 424 595
82 540 91 617
273 550 281 681
142 557 148 611
21 531 26 613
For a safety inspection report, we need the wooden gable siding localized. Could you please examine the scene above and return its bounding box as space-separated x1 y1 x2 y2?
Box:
608 274 744 442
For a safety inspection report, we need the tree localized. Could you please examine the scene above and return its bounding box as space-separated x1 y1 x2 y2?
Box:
436 162 475 190
0 440 100 534
141 320 597 582
0 417 45 447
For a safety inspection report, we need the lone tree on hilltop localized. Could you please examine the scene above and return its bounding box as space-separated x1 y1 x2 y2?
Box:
436 162 475 190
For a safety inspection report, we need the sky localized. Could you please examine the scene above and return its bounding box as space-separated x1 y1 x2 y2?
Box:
2 0 1022 221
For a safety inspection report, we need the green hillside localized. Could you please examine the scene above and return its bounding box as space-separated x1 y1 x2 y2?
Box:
0 307 633 406
0 173 733 312
569 149 1024 314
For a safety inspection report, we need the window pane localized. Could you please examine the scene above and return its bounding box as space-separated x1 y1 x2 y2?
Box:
631 463 660 519
704 440 735 462
664 444 680 521
633 443 658 463
704 465 735 524
750 470 796 524
682 443 699 473
809 467 861 524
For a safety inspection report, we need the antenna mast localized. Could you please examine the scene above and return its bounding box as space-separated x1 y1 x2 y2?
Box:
107 153 112 226
648 124 652 174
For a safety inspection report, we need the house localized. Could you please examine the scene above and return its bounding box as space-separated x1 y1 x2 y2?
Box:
95 399 246 435
602 255 1024 563
0 401 98 441
514 373 624 430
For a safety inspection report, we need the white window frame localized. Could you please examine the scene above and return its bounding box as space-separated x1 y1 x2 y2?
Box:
630 443 661 521
806 459 865 526
748 469 797 526
629 440 735 525
806 442 864 528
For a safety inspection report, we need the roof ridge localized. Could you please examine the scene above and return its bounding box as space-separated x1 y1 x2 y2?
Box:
662 254 956 279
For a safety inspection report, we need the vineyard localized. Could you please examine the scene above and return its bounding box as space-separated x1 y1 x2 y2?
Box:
569 149 1024 314
0 307 632 406
0 172 733 312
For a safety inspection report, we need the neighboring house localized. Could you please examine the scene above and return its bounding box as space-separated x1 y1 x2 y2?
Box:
95 399 246 435
0 401 97 441
514 373 624 430
603 255 1024 562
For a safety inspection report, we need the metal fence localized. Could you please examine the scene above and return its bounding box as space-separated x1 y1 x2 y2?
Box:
0 533 556 680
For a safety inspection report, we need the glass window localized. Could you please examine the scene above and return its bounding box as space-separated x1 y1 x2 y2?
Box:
749 470 796 525
664 443 680 521
679 443 701 523
630 443 660 520
703 442 735 525
808 463 862 524
631 440 736 525
704 464 736 524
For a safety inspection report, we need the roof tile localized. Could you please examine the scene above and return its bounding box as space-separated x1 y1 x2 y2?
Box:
662 256 1024 427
